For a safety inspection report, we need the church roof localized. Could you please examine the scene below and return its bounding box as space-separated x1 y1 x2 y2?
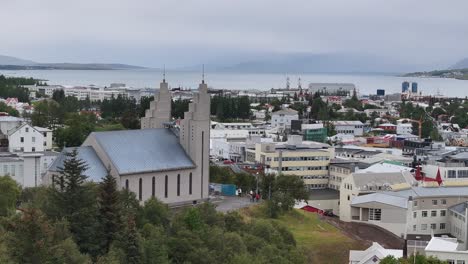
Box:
49 146 108 182
89 128 195 175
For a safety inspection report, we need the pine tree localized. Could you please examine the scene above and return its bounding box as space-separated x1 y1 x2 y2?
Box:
97 170 122 255
123 217 141 264
52 148 99 257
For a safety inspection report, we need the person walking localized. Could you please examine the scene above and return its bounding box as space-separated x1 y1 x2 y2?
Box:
249 190 254 202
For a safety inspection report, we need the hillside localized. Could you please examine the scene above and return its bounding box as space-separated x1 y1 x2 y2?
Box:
403 68 468 80
0 54 145 70
0 55 37 66
451 58 468 69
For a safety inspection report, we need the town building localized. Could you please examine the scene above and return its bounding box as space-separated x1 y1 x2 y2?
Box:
8 123 46 153
245 136 334 189
332 121 365 136
397 123 413 135
424 237 468 264
271 108 299 132
308 83 355 96
46 79 211 207
302 123 327 143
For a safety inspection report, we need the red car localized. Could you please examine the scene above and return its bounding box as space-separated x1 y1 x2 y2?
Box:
223 160 234 164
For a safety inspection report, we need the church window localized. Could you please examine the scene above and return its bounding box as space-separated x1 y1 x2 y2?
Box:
189 173 192 195
165 175 168 198
177 174 180 196
125 179 129 190
152 177 155 197
139 178 142 201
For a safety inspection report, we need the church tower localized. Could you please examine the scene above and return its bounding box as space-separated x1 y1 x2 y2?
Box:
141 80 172 129
179 80 210 199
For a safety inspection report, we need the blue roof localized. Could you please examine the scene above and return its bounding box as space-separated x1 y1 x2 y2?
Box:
90 128 195 175
49 146 108 182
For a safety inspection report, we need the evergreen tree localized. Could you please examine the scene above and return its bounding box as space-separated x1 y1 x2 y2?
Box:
97 170 122 255
52 149 100 257
123 217 142 264
0 176 20 217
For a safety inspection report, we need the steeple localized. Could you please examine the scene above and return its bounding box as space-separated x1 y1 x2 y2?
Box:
140 78 172 129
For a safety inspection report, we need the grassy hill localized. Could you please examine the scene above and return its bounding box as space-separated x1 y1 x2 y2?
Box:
404 68 468 80
240 206 366 263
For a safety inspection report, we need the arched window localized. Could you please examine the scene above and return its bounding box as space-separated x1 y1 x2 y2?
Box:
152 177 155 197
125 179 129 190
164 175 168 198
177 174 180 196
189 173 192 195
138 178 142 201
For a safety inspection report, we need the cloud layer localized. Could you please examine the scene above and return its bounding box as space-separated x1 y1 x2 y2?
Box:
1 0 467 68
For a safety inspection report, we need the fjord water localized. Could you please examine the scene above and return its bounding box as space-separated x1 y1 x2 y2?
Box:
1 69 467 97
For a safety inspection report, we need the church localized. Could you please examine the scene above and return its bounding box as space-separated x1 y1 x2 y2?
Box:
45 79 210 206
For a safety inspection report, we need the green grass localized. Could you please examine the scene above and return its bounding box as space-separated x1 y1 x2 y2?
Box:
240 206 365 264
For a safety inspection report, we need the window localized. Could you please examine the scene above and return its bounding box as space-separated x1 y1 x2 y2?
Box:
20 137 24 143
152 177 155 197
421 224 427 230
347 195 350 201
177 174 180 196
25 127 29 132
432 200 437 205
431 211 437 217
441 210 446 217
369 208 381 221
430 223 436 230
413 200 418 206
32 147 35 152
10 165 15 176
448 170 457 178
138 178 142 201
442 199 447 205
413 212 417 218
32 137 35 143
422 211 428 217
189 173 192 195
164 175 168 198
457 260 465 264
44 142 47 146
125 179 129 190
413 225 416 231
440 223 446 230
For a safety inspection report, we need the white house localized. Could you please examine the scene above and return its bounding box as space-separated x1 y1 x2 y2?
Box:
349 242 403 264
34 126 53 150
271 108 298 131
8 123 45 153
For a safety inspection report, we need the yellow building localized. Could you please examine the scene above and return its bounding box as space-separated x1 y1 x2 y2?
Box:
245 136 334 189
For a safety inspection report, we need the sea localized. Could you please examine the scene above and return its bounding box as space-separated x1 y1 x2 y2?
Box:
1 69 468 97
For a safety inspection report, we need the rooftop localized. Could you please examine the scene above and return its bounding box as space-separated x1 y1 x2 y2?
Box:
89 128 195 175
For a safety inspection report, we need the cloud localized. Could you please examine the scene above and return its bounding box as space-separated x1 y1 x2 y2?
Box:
0 0 467 68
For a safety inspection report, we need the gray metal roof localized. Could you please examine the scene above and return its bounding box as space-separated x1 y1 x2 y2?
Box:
352 171 412 187
449 202 468 214
49 146 107 182
351 193 409 209
90 128 195 175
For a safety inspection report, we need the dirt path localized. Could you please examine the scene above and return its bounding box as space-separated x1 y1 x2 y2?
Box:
321 216 405 250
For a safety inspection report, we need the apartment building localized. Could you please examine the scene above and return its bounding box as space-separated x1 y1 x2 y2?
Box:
423 153 468 185
271 109 299 132
245 136 334 189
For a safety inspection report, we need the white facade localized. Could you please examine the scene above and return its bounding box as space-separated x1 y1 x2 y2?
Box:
271 109 298 131
333 121 364 136
34 126 53 150
397 123 413 135
8 124 45 153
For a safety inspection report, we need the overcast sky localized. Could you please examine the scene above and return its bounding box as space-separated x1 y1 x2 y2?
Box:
1 0 468 69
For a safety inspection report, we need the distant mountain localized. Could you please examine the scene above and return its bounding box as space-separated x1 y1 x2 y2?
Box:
403 68 468 80
203 53 423 74
0 54 145 70
0 55 37 66
450 58 468 69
